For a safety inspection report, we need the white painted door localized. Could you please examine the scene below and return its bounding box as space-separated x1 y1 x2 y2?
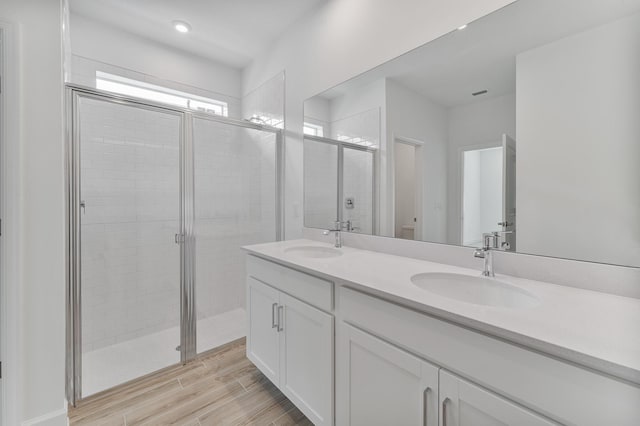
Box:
439 370 556 426
246 277 280 386
279 293 334 426
344 325 439 426
501 134 517 251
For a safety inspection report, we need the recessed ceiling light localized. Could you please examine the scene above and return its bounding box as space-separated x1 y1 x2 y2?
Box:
173 21 191 33
458 24 468 30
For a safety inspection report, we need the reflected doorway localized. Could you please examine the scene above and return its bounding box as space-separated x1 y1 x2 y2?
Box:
393 137 423 240
461 134 516 250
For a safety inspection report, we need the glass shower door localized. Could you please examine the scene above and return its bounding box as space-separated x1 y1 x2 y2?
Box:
77 95 182 397
192 118 279 354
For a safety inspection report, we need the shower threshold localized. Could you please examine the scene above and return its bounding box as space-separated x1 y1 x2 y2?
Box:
81 308 246 397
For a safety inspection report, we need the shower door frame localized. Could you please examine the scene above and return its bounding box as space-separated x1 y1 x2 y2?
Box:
65 84 284 405
303 134 377 231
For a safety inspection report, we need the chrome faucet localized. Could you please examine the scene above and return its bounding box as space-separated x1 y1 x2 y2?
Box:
474 233 497 277
474 231 511 277
323 221 344 248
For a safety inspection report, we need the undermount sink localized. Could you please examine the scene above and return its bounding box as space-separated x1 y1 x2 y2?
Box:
410 272 540 309
284 245 343 259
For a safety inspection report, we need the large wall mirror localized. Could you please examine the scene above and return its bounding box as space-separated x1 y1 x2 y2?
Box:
303 0 640 268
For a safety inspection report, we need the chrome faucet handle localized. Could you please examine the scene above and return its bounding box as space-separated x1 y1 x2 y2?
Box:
481 232 498 249
473 248 486 258
324 223 343 248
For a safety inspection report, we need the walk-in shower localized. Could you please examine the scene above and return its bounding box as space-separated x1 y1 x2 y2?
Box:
65 85 283 404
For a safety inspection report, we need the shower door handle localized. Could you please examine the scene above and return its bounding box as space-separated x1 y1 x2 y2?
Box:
174 233 185 244
80 200 86 215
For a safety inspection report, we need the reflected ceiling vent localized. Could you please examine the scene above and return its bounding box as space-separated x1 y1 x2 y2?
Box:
472 90 488 96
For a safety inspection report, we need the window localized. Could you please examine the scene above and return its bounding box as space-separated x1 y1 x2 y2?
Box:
336 134 375 148
303 122 324 137
95 71 228 116
250 114 284 129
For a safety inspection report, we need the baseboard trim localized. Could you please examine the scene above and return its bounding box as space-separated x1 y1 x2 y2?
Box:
21 404 67 426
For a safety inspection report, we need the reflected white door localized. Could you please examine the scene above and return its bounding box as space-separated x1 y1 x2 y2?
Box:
394 141 418 240
501 134 517 251
461 145 504 247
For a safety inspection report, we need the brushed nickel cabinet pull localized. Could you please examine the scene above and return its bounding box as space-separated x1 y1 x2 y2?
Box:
277 305 284 332
423 387 431 426
442 397 451 426
271 303 278 328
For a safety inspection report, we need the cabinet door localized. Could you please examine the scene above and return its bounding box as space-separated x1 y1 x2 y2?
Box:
246 277 280 386
439 370 557 426
279 293 334 426
343 324 439 426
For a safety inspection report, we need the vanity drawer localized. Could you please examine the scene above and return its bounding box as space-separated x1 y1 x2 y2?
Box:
339 286 640 426
247 255 333 312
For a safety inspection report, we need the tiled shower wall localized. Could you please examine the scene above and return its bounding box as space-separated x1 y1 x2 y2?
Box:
80 97 181 352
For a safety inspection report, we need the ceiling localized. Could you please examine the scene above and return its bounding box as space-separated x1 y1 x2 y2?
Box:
317 0 640 108
70 0 327 68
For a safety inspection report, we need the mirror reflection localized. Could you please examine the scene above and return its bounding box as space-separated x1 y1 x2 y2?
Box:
303 0 640 267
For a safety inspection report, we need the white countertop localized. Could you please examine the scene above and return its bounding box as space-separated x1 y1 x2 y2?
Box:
243 239 640 385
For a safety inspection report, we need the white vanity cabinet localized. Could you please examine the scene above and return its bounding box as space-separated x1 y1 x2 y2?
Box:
244 247 640 426
338 322 556 426
246 255 334 426
338 285 640 426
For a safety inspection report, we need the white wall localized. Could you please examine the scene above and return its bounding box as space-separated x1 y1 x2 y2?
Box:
517 12 640 267
69 13 242 100
447 92 516 244
386 79 448 242
0 0 67 425
243 0 516 239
